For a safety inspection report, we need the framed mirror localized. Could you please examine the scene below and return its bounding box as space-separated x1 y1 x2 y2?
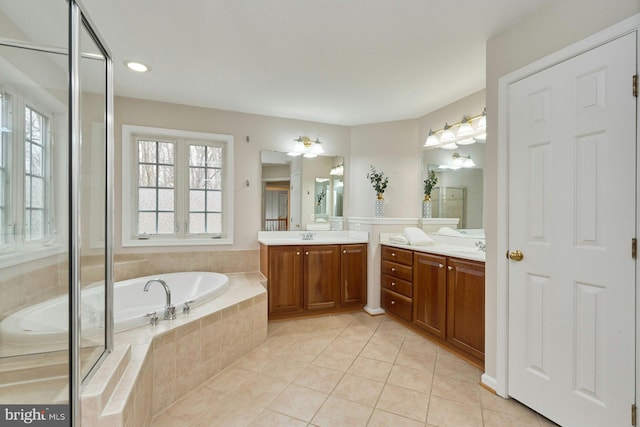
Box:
261 150 344 231
422 142 484 231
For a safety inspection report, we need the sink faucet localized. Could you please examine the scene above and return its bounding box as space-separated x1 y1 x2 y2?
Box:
143 278 176 320
475 241 486 253
300 232 315 241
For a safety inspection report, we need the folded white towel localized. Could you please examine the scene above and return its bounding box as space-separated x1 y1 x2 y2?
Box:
403 227 436 246
389 234 409 245
437 226 464 237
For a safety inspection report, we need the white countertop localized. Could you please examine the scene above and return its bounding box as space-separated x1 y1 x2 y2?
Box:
258 230 369 246
380 238 486 262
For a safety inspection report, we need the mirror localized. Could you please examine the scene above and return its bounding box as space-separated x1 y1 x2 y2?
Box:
261 151 344 231
422 142 484 230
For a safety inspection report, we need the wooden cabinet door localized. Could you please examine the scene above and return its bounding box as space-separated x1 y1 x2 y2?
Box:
304 245 340 310
340 244 367 306
268 246 303 315
413 252 447 338
446 258 485 360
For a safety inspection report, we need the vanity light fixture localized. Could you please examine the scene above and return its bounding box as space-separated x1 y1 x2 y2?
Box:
423 108 487 149
330 164 344 176
124 60 150 72
287 136 324 158
451 152 476 168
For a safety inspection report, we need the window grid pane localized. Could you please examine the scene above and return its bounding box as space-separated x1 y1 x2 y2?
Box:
24 106 46 241
189 144 222 235
137 139 175 235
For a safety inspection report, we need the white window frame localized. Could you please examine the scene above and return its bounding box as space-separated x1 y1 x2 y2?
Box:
122 125 234 247
0 86 64 267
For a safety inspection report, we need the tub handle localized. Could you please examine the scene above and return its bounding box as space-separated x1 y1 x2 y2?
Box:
145 311 158 326
183 300 196 315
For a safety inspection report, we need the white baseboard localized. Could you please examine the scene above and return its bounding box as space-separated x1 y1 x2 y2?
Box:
481 373 499 394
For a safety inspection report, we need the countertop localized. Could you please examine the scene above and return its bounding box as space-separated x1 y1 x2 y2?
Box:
381 241 486 262
258 230 369 246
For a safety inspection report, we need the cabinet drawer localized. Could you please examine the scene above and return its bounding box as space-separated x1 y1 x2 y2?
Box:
382 246 413 266
381 274 412 298
381 289 412 322
381 260 413 282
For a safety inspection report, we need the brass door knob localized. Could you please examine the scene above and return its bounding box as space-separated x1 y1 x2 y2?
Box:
508 250 524 261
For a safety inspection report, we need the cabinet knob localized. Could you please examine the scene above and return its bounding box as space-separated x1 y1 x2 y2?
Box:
391 282 396 287
391 300 396 305
296 251 300 255
391 267 396 272
305 251 309 255
448 266 453 271
391 252 397 257
438 264 444 268
343 250 347 254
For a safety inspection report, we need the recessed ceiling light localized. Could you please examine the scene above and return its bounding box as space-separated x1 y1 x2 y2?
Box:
124 61 149 72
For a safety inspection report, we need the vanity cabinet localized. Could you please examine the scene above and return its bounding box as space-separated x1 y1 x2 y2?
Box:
446 258 485 361
413 253 447 338
261 243 367 319
380 246 414 322
380 244 485 365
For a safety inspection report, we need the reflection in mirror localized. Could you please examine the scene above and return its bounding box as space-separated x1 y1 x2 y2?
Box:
422 142 484 230
261 151 344 231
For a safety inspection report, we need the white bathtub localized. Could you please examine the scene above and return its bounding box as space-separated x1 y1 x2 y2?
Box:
0 271 229 347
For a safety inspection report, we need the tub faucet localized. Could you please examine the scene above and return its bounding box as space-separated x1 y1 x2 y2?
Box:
143 278 176 320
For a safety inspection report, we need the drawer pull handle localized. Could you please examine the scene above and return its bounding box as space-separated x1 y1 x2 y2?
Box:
391 252 397 257
391 267 396 272
438 264 444 268
448 266 453 271
343 250 347 254
391 282 396 287
391 300 396 305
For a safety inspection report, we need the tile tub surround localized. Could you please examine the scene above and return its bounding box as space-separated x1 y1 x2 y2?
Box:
80 272 268 427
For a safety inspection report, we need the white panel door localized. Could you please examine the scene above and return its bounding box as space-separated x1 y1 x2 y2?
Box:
508 32 636 427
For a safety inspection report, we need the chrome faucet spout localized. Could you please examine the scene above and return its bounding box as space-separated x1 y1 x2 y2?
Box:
143 278 176 320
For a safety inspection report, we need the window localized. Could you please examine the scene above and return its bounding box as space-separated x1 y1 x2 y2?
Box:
122 125 234 246
0 89 57 257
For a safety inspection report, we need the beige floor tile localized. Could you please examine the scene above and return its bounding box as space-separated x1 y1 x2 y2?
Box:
331 374 384 407
360 341 400 363
479 391 540 423
150 411 185 427
164 386 226 421
248 408 308 426
431 374 482 406
387 364 433 394
267 383 328 422
279 343 325 364
313 349 357 372
229 373 289 407
261 357 309 382
340 324 376 341
368 409 427 427
311 395 373 427
369 331 405 348
347 356 393 383
401 335 439 356
376 319 410 337
293 364 344 394
434 355 480 383
202 367 255 394
483 408 540 427
324 336 368 356
376 383 429 422
191 394 263 427
395 348 436 372
426 396 483 427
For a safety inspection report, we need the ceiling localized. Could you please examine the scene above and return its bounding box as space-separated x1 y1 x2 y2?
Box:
80 0 552 126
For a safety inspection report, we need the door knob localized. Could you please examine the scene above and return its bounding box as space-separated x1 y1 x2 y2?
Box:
508 250 524 261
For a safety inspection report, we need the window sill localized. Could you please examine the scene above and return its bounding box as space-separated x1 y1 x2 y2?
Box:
122 238 233 248
0 245 66 269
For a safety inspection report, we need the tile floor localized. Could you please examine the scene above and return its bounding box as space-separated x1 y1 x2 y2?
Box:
151 312 558 427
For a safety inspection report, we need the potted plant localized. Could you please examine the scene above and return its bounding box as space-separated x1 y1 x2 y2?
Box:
367 165 389 199
423 170 438 201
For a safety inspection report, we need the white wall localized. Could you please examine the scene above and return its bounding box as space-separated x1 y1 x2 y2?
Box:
114 96 350 253
484 0 640 383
